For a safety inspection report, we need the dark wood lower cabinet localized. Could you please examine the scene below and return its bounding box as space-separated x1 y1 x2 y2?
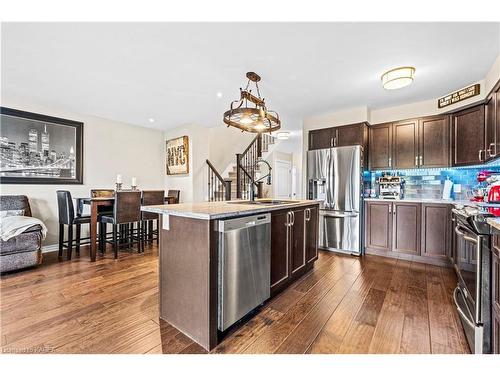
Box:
270 210 290 293
364 201 452 266
305 206 318 264
290 209 305 275
271 205 319 296
365 201 392 252
392 202 420 255
421 203 450 259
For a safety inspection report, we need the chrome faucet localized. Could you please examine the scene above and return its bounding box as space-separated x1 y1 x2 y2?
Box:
248 157 272 201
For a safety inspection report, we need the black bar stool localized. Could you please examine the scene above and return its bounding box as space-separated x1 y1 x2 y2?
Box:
142 190 165 246
56 190 92 260
99 190 143 259
167 190 180 204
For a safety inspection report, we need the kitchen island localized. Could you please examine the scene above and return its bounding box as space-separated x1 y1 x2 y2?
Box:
141 199 319 351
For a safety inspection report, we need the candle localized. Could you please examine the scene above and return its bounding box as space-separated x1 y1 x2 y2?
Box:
116 174 122 184
131 177 137 186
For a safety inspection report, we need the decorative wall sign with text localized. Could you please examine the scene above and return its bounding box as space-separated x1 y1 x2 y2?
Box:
438 84 480 108
166 136 189 175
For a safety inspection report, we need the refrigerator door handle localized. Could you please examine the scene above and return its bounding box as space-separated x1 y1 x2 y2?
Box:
321 212 359 218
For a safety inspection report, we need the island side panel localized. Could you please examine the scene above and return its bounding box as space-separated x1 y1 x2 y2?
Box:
159 214 217 350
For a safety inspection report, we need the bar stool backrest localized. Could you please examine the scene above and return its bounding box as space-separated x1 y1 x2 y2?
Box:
167 190 180 204
91 189 115 198
142 190 165 220
114 190 141 224
56 190 75 225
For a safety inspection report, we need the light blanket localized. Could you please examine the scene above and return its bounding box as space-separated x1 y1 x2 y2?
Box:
0 215 47 242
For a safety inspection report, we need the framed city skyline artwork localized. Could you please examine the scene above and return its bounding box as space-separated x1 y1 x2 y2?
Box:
0 107 83 184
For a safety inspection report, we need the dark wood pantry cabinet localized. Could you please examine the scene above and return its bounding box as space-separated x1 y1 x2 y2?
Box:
451 104 486 166
270 205 319 296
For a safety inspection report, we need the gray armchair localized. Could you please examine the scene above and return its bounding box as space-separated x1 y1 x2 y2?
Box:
0 195 43 273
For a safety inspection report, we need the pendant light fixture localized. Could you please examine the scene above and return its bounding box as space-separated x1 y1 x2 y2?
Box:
223 72 281 133
381 66 416 90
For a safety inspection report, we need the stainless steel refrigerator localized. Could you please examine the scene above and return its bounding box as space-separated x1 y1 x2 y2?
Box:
307 145 362 255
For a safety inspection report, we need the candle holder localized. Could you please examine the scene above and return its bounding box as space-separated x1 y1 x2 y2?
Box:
115 182 123 191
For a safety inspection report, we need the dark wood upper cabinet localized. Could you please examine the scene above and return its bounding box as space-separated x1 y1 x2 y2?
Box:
309 128 336 150
392 202 420 255
497 88 500 161
336 122 367 147
309 122 367 151
421 203 450 259
418 115 450 168
369 123 392 170
290 208 306 276
270 210 290 294
364 201 392 252
485 93 497 161
393 119 419 169
452 104 486 166
305 206 318 264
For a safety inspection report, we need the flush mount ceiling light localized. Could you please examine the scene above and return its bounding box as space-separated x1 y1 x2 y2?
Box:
381 66 416 90
276 132 290 140
223 72 281 133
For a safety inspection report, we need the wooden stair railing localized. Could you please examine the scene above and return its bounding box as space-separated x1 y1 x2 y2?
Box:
206 160 232 201
236 133 274 199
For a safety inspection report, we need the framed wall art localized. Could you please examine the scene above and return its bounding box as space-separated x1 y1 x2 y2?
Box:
166 135 189 175
0 107 83 184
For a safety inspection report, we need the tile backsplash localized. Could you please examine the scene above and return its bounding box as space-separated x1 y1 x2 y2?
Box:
364 161 500 200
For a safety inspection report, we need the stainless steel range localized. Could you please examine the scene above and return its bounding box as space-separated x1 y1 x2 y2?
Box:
451 204 493 354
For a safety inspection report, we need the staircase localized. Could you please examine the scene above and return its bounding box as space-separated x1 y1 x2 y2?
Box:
207 133 275 201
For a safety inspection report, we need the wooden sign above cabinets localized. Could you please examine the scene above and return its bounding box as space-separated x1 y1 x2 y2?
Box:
438 84 480 108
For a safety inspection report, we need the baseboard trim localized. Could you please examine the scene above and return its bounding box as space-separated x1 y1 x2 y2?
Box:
42 244 59 253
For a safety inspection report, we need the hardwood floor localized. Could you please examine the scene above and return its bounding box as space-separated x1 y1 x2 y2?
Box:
0 244 470 354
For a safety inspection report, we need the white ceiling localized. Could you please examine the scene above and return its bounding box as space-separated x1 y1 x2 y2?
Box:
2 22 499 131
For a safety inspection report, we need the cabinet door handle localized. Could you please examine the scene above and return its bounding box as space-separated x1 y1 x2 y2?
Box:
389 205 392 214
291 211 295 225
487 143 496 158
419 155 423 165
479 149 485 162
330 138 333 147
334 137 337 147
305 208 311 222
415 156 418 166
388 157 392 168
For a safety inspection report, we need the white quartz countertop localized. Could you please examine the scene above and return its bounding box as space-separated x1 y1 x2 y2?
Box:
363 197 473 205
141 199 319 220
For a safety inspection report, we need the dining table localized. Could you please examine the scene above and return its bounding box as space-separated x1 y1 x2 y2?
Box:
76 195 176 262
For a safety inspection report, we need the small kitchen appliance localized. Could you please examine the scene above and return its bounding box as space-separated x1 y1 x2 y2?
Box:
377 175 404 200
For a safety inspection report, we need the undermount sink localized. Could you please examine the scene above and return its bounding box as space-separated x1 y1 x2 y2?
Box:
226 199 296 205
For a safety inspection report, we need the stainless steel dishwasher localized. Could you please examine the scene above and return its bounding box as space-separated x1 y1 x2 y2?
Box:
217 213 271 331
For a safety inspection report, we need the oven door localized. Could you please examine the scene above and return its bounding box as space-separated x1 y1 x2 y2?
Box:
453 223 482 323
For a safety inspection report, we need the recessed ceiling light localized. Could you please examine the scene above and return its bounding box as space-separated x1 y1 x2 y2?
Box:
148 118 155 123
381 66 415 90
216 92 223 98
276 132 290 140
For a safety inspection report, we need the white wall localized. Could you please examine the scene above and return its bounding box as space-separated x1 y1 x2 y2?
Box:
0 97 165 248
164 124 210 203
208 126 254 172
